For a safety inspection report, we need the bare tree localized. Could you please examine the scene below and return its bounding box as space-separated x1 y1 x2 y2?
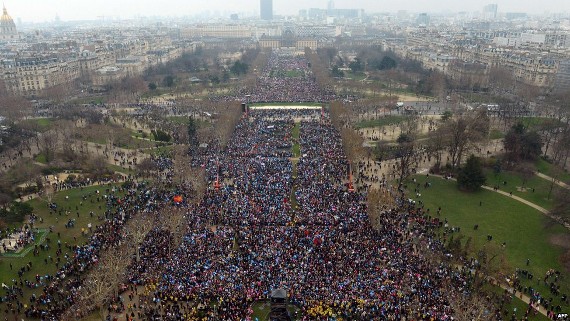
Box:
340 127 367 164
125 214 155 262
65 246 131 321
0 94 32 120
439 110 489 169
160 207 188 251
392 133 420 190
447 286 498 321
38 132 58 163
213 103 241 148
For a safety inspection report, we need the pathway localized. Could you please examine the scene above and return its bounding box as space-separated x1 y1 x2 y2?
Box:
422 172 570 231
535 172 570 189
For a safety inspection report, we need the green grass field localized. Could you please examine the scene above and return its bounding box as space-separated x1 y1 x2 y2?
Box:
343 71 367 81
535 157 570 183
34 153 48 164
518 117 562 130
166 116 211 127
19 118 54 132
0 184 124 312
355 115 409 129
485 284 551 321
141 144 175 156
410 175 570 312
484 168 564 210
291 123 300 157
489 129 505 140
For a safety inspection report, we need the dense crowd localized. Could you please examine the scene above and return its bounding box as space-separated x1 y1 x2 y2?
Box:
4 51 567 321
234 54 336 103
126 106 468 320
1 178 195 320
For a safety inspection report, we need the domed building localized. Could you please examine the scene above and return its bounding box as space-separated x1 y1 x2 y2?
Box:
0 4 18 40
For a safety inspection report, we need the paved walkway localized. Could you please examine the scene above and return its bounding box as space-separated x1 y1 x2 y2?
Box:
424 173 570 231
481 184 570 230
536 172 570 189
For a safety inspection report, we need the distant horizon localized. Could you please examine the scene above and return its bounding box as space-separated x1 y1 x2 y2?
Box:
3 0 570 23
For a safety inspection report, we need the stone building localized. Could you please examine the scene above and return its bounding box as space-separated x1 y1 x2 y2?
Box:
0 4 18 41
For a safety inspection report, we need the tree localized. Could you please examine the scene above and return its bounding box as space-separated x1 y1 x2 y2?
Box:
160 207 187 251
375 56 397 70
447 286 498 321
148 82 157 90
331 66 344 78
457 155 486 192
504 122 542 162
151 129 171 142
393 133 419 190
187 117 198 147
68 246 131 321
348 58 364 73
163 75 175 87
441 111 453 122
230 60 249 76
514 162 535 188
126 214 154 262
439 110 489 169
551 178 570 221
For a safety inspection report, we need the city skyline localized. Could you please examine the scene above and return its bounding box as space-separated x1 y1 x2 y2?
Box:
3 0 570 23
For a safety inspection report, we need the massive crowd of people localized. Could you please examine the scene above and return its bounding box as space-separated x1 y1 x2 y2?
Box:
2 51 567 321
234 54 336 104
129 104 469 320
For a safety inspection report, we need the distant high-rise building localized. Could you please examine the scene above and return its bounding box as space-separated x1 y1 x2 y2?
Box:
483 4 498 19
260 0 273 20
416 13 430 26
327 1 335 12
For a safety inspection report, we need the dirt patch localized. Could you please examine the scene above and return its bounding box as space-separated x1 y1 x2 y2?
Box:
550 234 570 272
550 234 570 249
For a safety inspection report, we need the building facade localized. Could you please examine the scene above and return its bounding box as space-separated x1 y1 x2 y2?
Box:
0 5 18 41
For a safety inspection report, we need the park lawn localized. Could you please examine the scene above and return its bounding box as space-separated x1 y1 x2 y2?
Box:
484 284 551 321
34 153 48 164
107 164 137 176
113 136 156 150
484 169 563 210
0 184 124 308
131 130 149 139
344 71 367 81
355 115 409 129
411 175 570 312
535 158 570 183
285 70 304 78
518 117 559 130
142 144 175 156
489 129 505 140
19 118 55 132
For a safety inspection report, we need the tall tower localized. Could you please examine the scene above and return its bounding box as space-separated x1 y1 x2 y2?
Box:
483 4 498 19
327 0 335 11
0 4 18 40
260 0 273 20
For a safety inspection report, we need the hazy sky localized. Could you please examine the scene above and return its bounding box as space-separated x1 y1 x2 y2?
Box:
4 0 570 22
